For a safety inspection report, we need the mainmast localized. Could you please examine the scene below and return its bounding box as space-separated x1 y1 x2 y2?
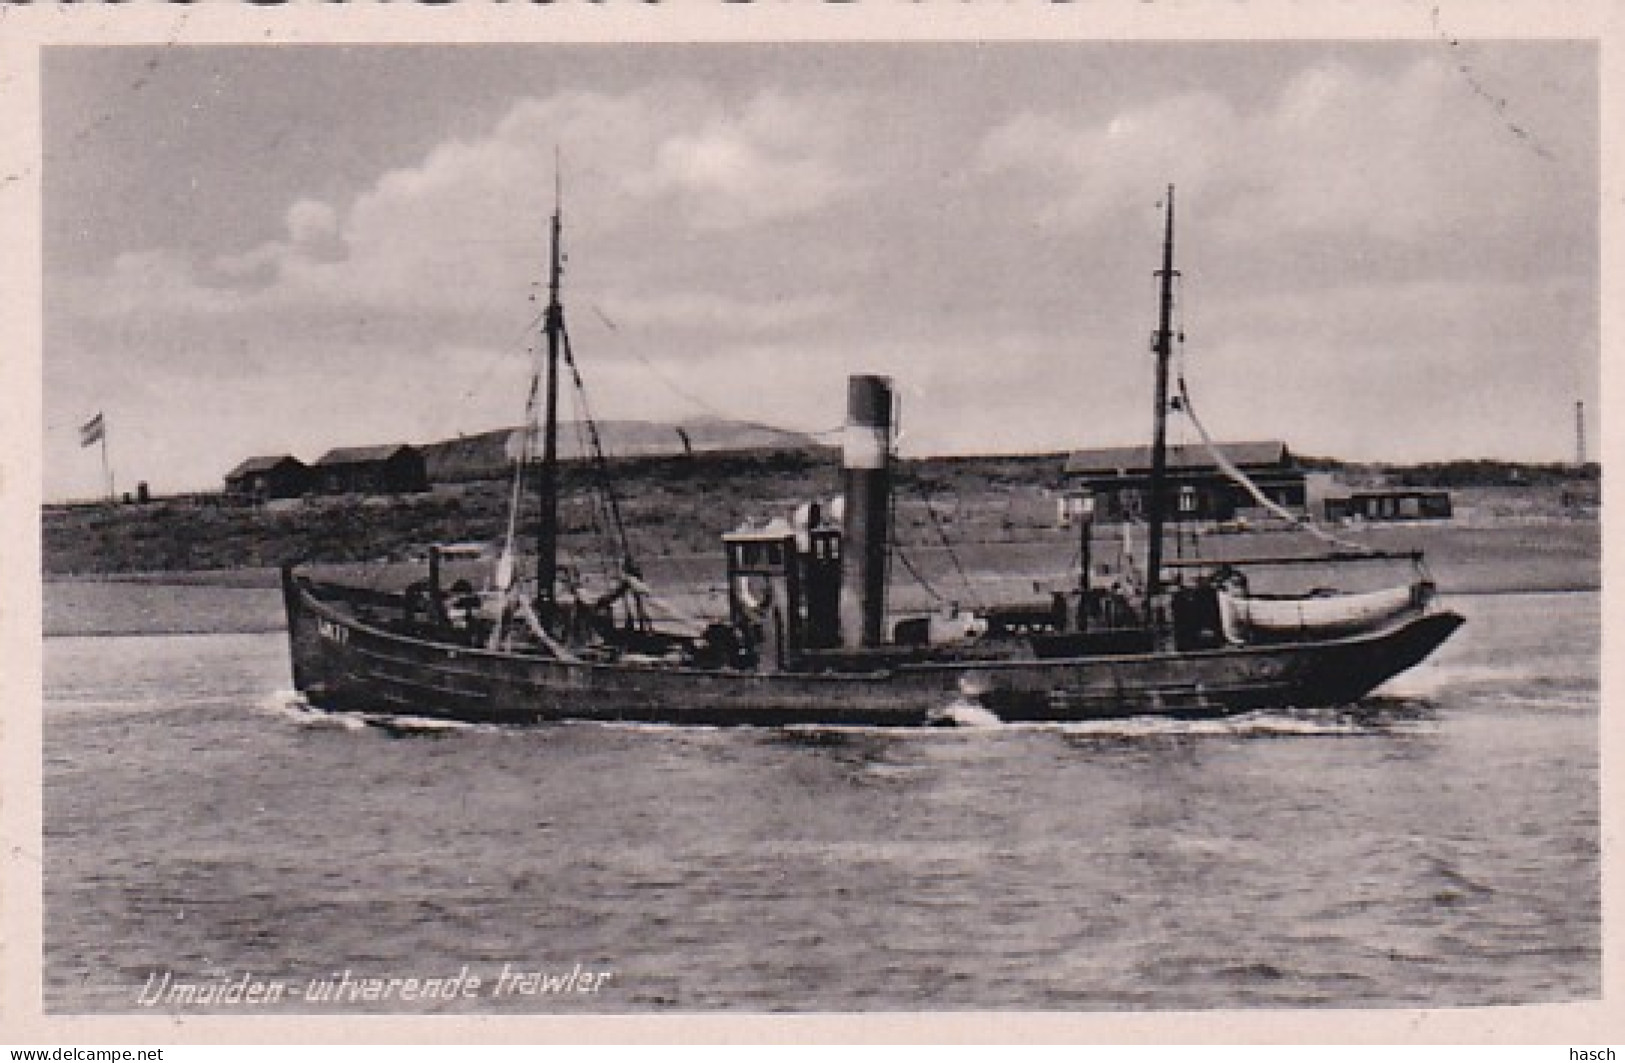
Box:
1144 184 1177 623
536 180 564 617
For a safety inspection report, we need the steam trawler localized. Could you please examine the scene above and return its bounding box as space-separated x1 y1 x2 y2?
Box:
281 187 1462 726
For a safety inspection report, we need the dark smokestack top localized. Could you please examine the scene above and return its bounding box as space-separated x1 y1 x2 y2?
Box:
847 375 894 429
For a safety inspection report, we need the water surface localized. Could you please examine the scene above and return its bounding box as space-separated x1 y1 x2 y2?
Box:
43 589 1599 1012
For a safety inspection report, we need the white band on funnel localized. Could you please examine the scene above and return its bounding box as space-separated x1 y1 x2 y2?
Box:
843 424 889 469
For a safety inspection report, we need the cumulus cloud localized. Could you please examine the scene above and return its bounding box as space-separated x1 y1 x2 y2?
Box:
65 84 867 330
212 198 348 286
286 199 340 246
979 91 1239 227
44 45 1596 498
631 91 865 229
976 54 1591 265
46 82 881 494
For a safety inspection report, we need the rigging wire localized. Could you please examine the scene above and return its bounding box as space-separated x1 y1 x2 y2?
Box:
891 543 948 606
560 325 651 630
1165 262 1373 558
590 302 844 440
1171 273 1191 563
455 303 549 410
882 391 900 619
495 339 543 592
1174 370 1373 555
560 326 637 572
907 479 983 610
590 303 733 424
565 374 616 581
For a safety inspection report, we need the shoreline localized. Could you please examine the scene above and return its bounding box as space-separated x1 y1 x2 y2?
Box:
43 523 1599 638
41 515 1603 589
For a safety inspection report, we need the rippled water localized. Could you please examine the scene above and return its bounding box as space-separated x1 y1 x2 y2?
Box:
42 590 1599 1012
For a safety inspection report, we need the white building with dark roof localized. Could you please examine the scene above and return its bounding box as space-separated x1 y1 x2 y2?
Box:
1063 440 1306 523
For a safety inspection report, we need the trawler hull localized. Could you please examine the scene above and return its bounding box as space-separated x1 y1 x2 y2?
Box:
283 567 1463 727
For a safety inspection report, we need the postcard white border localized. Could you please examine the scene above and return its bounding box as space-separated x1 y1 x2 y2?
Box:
2 0 1619 1045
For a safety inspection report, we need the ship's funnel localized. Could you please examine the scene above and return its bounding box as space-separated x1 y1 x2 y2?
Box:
840 374 894 649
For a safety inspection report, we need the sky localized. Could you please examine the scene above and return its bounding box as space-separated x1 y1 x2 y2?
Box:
41 41 1598 500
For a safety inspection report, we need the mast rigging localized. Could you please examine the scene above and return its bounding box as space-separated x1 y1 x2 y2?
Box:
537 189 564 617
1145 184 1177 623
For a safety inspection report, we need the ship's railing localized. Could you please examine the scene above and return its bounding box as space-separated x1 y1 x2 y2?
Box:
300 576 409 610
1161 550 1425 568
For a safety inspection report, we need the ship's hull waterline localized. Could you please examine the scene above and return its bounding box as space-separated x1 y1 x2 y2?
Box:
284 569 1464 727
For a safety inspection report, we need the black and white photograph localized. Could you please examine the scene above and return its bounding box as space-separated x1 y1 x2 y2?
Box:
8 4 1612 1042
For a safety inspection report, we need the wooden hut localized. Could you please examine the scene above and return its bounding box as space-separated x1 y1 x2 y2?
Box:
312 444 429 496
1324 490 1452 523
223 455 311 502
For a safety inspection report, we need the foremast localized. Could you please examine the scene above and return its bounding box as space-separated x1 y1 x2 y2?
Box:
498 180 652 650
1144 184 1177 624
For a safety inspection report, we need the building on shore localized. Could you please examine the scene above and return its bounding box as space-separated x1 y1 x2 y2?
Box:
313 444 429 496
1062 440 1307 523
1324 490 1453 523
223 455 311 502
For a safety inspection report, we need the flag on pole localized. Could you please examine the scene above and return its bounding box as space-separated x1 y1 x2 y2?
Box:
79 412 105 447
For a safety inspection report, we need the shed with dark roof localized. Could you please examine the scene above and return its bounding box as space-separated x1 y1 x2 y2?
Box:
1324 490 1452 523
313 444 429 496
224 455 311 501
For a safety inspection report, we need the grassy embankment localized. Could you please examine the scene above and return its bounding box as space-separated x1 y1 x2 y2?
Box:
42 451 1599 636
44 451 1084 578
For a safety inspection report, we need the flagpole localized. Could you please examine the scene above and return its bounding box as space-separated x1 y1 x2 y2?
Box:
101 423 113 503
